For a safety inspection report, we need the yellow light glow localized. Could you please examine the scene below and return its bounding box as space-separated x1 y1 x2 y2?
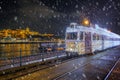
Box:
82 18 90 26
84 20 89 25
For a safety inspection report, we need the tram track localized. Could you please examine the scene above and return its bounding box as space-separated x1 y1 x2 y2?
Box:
0 52 104 80
52 56 106 80
104 58 120 80
0 54 83 80
0 47 119 80
52 49 120 80
53 62 90 80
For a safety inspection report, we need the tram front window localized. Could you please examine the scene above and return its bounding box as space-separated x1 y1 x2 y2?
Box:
66 32 77 40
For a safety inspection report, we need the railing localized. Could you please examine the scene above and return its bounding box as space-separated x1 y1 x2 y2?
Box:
0 41 65 71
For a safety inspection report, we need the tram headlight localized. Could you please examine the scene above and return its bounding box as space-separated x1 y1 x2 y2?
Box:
70 48 73 51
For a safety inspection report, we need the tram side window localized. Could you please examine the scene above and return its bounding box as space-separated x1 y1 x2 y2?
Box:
93 34 97 40
80 32 84 41
93 34 100 40
96 34 99 40
93 34 96 40
66 32 77 40
70 24 74 28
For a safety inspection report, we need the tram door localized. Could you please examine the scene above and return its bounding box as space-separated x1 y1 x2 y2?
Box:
85 32 92 54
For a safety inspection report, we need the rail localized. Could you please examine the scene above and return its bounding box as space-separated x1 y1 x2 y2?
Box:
0 40 65 44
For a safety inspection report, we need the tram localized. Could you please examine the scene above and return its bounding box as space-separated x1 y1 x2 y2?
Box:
65 23 120 56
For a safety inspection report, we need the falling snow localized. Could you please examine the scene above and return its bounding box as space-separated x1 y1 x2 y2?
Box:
14 16 18 21
103 6 106 11
68 72 71 75
75 5 78 8
118 22 120 26
96 2 99 6
82 73 86 78
0 0 120 36
2 71 5 74
97 75 100 80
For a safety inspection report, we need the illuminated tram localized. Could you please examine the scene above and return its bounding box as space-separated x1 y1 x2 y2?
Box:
65 23 120 56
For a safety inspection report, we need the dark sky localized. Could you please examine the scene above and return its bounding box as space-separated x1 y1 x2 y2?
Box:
0 0 120 36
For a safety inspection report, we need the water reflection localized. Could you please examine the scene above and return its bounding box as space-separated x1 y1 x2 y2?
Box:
0 44 39 59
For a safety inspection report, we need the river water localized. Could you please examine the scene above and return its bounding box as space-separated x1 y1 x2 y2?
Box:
0 43 40 59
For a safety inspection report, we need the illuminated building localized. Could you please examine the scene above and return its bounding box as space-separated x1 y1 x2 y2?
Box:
0 27 53 40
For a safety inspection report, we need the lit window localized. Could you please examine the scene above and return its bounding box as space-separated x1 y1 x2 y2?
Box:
66 32 77 40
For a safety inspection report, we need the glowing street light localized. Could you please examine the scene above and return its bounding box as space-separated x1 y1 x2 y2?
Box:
84 20 89 25
82 18 90 27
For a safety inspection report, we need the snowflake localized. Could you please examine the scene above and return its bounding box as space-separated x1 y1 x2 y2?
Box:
103 6 106 11
73 63 75 66
108 5 112 8
55 64 58 67
2 71 5 74
39 2 42 6
105 13 108 16
97 75 100 80
21 77 24 79
110 0 113 2
74 66 77 69
52 5 55 9
48 25 51 28
28 74 31 76
89 3 92 6
81 6 84 10
78 63 81 65
75 5 78 8
53 15 56 18
0 6 1 10
68 72 71 75
14 16 18 21
114 6 117 10
110 22 112 25
61 30 63 33
96 2 99 6
14 1 16 3
118 22 120 25
82 73 86 78
22 21 24 24
65 3 68 6
42 3 45 6
117 18 119 20
74 74 77 78
76 10 80 14
11 65 14 67
51 10 54 13
117 3 120 6
47 76 50 79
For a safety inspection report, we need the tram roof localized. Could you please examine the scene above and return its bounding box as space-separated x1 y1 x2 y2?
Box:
66 25 120 39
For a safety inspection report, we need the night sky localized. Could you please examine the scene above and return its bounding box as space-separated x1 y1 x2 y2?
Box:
0 0 120 37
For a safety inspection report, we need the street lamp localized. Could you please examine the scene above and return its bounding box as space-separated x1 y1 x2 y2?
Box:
82 18 90 27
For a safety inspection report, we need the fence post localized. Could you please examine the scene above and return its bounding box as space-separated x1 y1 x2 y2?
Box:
42 47 44 62
57 41 61 59
12 44 14 66
20 48 22 67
